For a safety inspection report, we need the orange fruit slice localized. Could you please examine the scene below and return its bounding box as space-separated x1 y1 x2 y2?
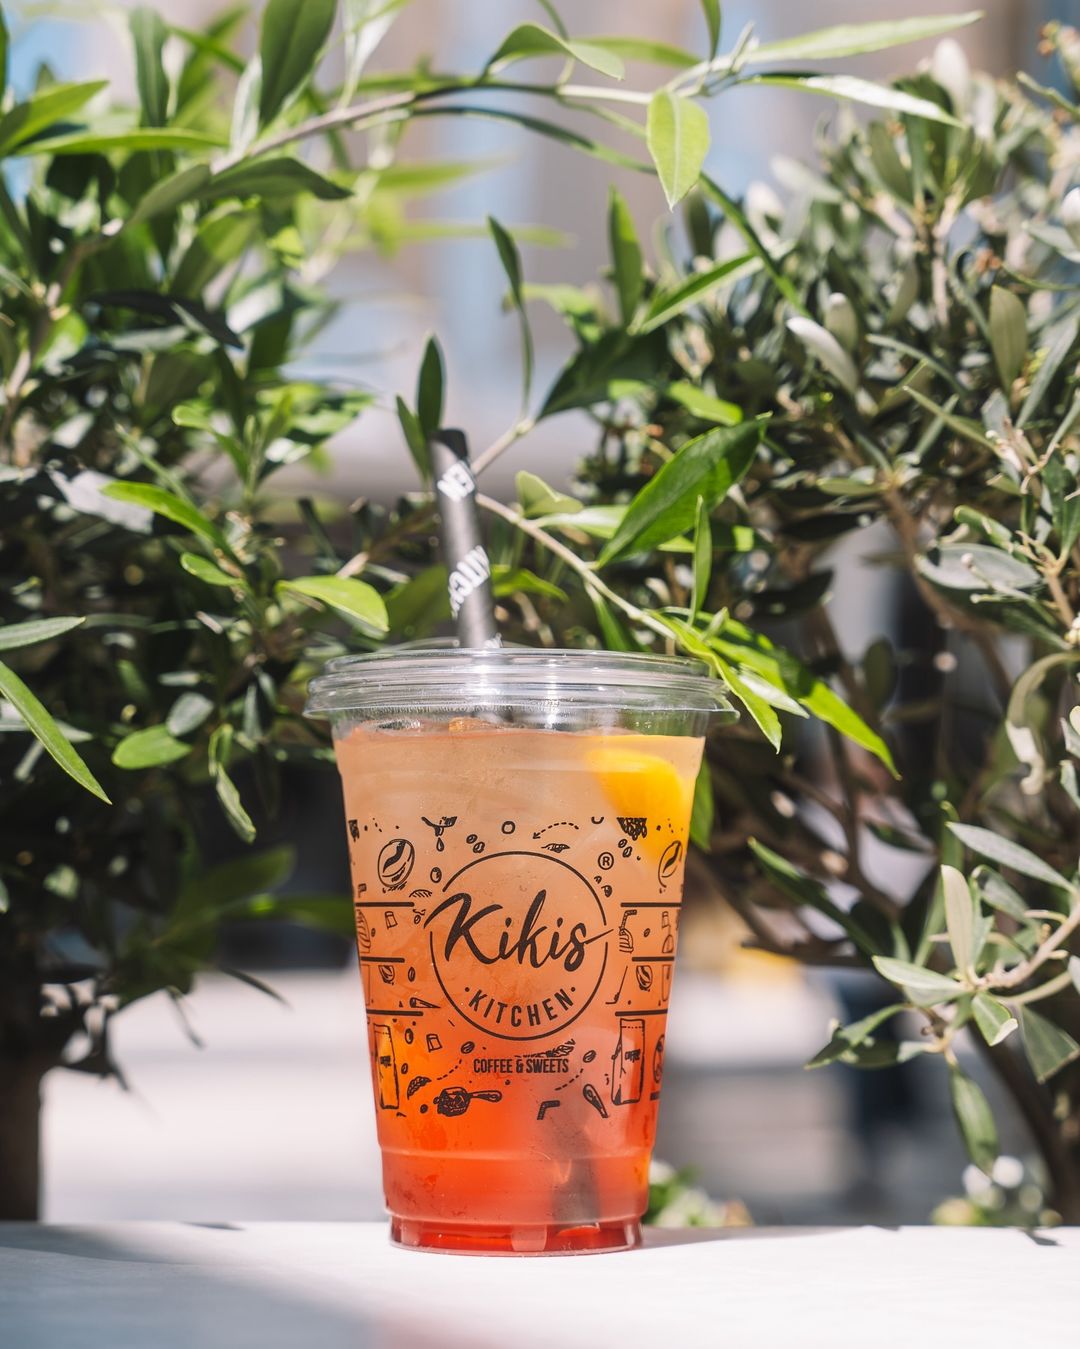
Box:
586 738 697 860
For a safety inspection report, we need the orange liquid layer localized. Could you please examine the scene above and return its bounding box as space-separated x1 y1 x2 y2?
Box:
335 723 703 1253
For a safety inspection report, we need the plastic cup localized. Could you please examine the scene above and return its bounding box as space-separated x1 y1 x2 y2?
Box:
306 646 733 1255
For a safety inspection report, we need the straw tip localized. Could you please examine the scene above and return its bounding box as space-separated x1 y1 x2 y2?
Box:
434 427 468 456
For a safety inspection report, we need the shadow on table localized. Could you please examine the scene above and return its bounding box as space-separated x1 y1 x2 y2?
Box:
644 1225 837 1249
0 1225 397 1349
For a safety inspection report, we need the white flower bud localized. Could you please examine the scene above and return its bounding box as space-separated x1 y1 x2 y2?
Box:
932 38 971 114
991 1155 1025 1190
824 293 858 353
1063 187 1080 250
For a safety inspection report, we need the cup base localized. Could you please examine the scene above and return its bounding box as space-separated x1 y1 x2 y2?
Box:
389 1215 642 1256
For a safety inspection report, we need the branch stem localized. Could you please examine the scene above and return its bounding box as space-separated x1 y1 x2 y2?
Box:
476 493 673 643
990 901 1080 991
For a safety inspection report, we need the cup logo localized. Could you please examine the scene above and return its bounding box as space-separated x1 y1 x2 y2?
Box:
425 850 610 1041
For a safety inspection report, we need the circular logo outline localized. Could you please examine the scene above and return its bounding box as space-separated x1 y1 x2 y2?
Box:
428 849 609 1042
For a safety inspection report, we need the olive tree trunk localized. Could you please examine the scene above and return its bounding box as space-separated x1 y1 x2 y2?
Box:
0 1055 49 1221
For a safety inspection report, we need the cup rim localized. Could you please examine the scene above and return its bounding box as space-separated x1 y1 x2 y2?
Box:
304 641 735 720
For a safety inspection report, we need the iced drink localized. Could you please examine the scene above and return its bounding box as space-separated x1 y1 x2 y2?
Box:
307 648 731 1254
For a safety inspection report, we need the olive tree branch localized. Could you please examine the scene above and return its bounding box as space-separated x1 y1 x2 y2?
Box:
476 492 674 643
987 898 1080 991
472 417 536 476
214 78 651 174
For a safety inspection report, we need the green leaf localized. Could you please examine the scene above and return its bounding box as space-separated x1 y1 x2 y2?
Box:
212 762 255 844
868 123 913 201
942 864 977 975
972 867 1031 922
279 575 389 631
689 754 714 850
751 838 881 954
1005 652 1080 793
590 591 640 653
712 624 897 774
208 724 256 844
491 566 567 603
700 0 721 59
0 659 109 802
180 553 241 589
608 188 643 326
1018 313 1079 428
580 35 697 68
21 127 225 156
807 1004 907 1069
948 824 1075 892
259 0 338 125
416 335 444 441
385 565 450 638
396 395 430 480
102 482 229 553
342 0 407 104
230 54 262 151
989 286 1027 391
368 156 500 196
516 470 581 518
486 23 625 80
712 655 781 747
747 13 983 64
905 386 996 451
692 496 712 614
599 421 761 565
1019 1006 1080 1084
636 253 758 334
488 215 533 408
174 210 259 295
542 505 683 548
646 91 710 209
130 7 169 127
0 8 7 104
0 617 84 651
204 157 351 203
972 993 1018 1048
949 1067 998 1174
414 103 646 177
665 381 742 426
745 74 963 128
0 80 108 158
787 316 858 395
872 955 967 1005
126 164 212 230
166 692 215 738
112 725 191 770
917 542 1040 596
178 846 295 917
698 173 805 313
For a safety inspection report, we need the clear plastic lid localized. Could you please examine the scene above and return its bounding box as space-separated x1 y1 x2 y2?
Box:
305 644 735 729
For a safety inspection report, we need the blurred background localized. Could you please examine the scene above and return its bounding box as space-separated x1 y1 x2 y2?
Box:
15 0 1071 1225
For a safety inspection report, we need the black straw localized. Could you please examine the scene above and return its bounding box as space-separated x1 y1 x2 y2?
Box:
431 429 499 649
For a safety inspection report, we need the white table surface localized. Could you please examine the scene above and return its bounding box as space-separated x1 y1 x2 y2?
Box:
1 1222 1077 1349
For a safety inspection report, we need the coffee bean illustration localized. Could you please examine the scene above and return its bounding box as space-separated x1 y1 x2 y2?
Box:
636 964 654 992
658 840 683 890
378 838 415 889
